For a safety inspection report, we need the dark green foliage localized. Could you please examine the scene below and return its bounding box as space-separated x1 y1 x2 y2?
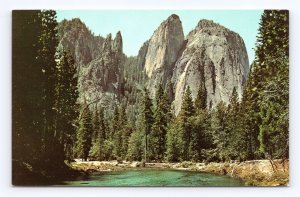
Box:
111 106 120 140
210 101 230 161
149 84 171 161
112 106 122 158
256 10 289 159
121 124 133 160
127 129 144 161
141 88 154 162
178 86 195 161
189 109 212 162
226 87 243 160
36 10 63 166
103 140 114 160
12 10 81 184
55 50 79 161
12 10 64 170
113 104 132 160
89 107 107 160
75 102 93 161
238 71 261 160
229 10 289 161
91 109 100 144
13 10 43 167
165 119 181 162
98 107 107 160
127 115 144 161
120 107 133 160
195 82 207 111
123 56 147 105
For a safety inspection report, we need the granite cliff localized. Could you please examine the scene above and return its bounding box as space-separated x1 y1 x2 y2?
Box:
137 16 249 114
58 19 125 109
58 15 249 115
142 14 184 97
171 19 249 114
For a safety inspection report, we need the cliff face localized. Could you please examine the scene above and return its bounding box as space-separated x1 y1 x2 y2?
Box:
136 17 249 114
58 19 124 109
171 19 249 114
58 18 104 66
78 32 125 105
142 14 185 96
58 16 249 115
137 40 149 69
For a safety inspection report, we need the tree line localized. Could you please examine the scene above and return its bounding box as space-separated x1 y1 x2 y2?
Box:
75 10 288 163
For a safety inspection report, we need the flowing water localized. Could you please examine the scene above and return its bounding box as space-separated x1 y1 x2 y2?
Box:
59 168 245 186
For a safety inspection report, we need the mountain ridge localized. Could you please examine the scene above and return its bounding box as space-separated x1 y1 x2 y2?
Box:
58 15 249 115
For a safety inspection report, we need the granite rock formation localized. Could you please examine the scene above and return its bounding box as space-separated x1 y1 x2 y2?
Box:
171 19 249 114
58 16 249 115
58 19 125 109
142 14 185 96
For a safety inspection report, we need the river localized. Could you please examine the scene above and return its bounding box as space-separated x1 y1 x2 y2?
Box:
58 168 245 186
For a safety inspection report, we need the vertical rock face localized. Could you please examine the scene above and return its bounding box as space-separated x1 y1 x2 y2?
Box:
57 18 104 66
78 32 125 106
143 14 184 96
58 19 125 109
137 40 149 68
58 16 249 116
172 19 249 114
113 31 123 56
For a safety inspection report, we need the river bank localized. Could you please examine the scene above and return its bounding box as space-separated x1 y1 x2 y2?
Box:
12 159 82 186
69 159 289 186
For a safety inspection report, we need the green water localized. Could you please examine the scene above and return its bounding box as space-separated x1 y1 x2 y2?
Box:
59 168 245 186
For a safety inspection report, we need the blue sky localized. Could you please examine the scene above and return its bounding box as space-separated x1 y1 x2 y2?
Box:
57 10 263 64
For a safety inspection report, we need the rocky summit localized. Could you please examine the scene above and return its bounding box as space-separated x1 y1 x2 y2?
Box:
171 19 249 114
58 19 125 109
58 15 249 115
142 14 185 97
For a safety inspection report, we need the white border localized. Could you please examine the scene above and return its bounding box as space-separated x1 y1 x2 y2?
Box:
1 0 299 196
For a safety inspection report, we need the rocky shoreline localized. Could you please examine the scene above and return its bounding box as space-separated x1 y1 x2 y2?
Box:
69 159 289 186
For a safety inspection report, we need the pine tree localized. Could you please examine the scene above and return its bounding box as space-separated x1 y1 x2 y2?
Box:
127 129 144 161
98 107 107 160
257 10 289 159
121 123 133 160
149 84 171 161
111 106 120 140
211 101 229 161
226 87 242 160
12 10 68 183
12 10 44 168
141 88 154 162
55 50 79 161
239 68 261 160
165 119 181 162
119 105 132 160
76 102 93 161
13 10 68 173
112 105 122 159
189 110 212 162
36 10 64 166
195 82 207 111
178 86 195 161
91 109 100 143
127 116 144 161
89 108 101 160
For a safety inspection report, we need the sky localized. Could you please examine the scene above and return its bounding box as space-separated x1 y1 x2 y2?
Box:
57 10 263 64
